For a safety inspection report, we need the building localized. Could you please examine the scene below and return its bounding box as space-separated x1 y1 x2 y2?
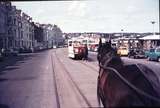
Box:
21 12 34 49
34 23 44 48
0 2 11 50
1 2 64 51
52 24 64 46
139 35 160 49
7 5 19 49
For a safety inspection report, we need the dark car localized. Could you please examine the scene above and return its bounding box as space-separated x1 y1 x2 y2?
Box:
128 49 145 59
19 47 34 53
2 48 18 57
0 53 4 61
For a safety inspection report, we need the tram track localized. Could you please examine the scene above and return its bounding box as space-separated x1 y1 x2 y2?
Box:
51 50 61 108
78 61 98 73
61 48 98 73
53 50 93 108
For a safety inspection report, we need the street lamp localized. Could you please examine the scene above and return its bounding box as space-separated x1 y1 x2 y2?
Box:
121 29 124 39
151 21 155 36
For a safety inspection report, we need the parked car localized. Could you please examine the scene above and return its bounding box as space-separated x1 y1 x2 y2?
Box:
146 47 160 62
144 49 152 58
10 48 19 56
117 46 129 56
128 49 145 59
2 48 18 56
53 45 57 49
90 44 98 52
0 53 4 61
19 47 33 53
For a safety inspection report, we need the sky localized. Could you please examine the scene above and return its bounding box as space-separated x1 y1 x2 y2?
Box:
12 0 159 33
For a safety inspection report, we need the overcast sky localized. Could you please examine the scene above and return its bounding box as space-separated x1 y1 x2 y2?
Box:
12 0 159 33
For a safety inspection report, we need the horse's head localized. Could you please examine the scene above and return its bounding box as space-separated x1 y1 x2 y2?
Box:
97 38 119 66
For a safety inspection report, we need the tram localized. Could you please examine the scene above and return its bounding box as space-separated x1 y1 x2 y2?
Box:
68 37 86 59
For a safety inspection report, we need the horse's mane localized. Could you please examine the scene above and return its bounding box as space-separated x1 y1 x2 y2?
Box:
100 45 124 71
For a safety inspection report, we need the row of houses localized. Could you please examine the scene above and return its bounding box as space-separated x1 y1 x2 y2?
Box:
0 2 64 51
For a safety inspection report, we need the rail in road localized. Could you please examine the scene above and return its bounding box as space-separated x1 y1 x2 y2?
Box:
61 49 99 73
78 61 98 73
52 50 93 108
51 51 61 108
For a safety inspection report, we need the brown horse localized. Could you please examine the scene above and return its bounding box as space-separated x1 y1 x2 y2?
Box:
97 39 160 107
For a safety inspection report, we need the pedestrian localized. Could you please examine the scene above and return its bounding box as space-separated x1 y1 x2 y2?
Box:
83 44 88 61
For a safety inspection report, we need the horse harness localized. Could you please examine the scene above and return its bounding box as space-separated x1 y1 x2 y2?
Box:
98 62 160 103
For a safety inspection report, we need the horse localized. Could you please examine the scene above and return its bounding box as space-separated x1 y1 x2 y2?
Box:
97 38 160 107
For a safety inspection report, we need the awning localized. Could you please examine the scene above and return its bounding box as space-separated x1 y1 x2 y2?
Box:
139 35 160 40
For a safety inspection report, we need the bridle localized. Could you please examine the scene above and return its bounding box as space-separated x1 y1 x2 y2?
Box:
98 55 160 103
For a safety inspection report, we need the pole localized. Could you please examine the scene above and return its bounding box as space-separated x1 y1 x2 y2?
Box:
151 21 155 36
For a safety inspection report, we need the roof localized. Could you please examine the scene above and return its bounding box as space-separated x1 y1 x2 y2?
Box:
139 35 160 40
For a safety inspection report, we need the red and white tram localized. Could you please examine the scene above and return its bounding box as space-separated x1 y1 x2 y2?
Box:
68 37 86 59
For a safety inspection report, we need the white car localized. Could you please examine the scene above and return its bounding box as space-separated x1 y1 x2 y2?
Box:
53 45 57 49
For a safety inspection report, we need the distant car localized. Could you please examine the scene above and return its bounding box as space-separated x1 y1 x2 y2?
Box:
64 44 68 47
144 49 152 58
58 45 63 48
0 53 4 61
94 46 98 52
2 48 19 56
128 49 145 59
19 47 34 53
117 46 129 56
90 44 99 52
53 45 57 49
10 48 19 56
147 47 160 62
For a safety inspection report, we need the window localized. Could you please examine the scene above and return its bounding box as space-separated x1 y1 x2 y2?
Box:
156 48 160 52
8 28 12 35
150 49 155 52
13 18 16 25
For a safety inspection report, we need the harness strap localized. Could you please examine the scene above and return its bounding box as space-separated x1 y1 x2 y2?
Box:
99 63 160 103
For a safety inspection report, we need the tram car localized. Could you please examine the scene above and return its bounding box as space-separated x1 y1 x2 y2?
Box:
68 37 86 59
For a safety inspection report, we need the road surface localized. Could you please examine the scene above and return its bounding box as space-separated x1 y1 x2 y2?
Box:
0 50 59 108
0 48 160 108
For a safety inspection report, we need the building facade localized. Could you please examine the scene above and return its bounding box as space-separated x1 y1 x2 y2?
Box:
0 2 11 49
21 13 34 49
1 2 63 51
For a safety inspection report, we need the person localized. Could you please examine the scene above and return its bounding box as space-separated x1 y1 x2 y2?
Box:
83 44 88 61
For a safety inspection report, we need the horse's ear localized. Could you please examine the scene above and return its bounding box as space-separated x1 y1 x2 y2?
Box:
105 39 111 48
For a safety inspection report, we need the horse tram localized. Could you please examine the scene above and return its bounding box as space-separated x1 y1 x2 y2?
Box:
68 37 86 60
97 38 160 107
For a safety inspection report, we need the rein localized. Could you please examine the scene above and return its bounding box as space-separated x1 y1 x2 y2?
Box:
99 63 160 103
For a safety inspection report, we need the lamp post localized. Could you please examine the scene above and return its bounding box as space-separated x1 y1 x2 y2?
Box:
121 29 124 39
151 21 155 36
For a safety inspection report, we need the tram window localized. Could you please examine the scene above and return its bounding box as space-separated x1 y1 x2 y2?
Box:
156 48 160 52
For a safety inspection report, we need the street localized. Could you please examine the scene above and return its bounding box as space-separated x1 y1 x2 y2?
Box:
0 48 160 108
0 50 59 108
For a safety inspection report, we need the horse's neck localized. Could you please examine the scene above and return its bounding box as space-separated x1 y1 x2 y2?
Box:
106 56 125 74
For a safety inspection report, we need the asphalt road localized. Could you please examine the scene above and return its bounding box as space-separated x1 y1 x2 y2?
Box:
89 51 160 80
0 49 160 108
0 50 59 108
